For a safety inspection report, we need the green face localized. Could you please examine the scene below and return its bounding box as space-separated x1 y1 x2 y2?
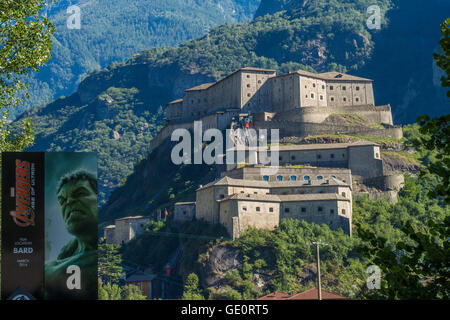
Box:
57 179 97 237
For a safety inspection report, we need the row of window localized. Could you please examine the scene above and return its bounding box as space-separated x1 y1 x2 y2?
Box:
329 85 360 91
304 84 361 91
263 175 327 182
262 175 344 182
306 93 362 103
241 206 346 215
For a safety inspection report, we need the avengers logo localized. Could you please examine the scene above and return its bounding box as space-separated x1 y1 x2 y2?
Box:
10 208 35 227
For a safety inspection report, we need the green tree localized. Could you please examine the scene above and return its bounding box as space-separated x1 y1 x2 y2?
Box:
356 20 450 299
0 0 54 150
121 284 147 300
433 18 450 97
182 273 205 300
98 238 124 284
0 0 54 294
98 283 122 300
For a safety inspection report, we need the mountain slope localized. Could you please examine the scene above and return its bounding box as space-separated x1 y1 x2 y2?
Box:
17 0 260 116
20 1 387 205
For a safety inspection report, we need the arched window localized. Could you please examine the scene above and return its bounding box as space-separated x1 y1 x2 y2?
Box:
263 175 269 181
277 176 283 181
304 176 310 181
317 176 323 180
290 176 296 181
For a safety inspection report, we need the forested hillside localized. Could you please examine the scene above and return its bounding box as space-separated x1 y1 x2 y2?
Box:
18 0 260 115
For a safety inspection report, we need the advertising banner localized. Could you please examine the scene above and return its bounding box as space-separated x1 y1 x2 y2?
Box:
1 152 98 300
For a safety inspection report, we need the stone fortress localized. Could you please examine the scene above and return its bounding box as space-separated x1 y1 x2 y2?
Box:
113 67 405 241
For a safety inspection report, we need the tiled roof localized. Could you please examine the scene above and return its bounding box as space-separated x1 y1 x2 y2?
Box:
258 288 347 300
288 288 347 300
291 69 372 82
166 98 183 105
185 82 215 92
115 215 150 221
197 176 350 191
219 192 349 203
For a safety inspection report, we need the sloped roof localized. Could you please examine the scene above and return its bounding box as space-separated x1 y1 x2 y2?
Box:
290 69 372 82
167 98 183 105
115 215 150 221
219 192 349 203
197 176 350 192
258 288 347 300
185 67 276 93
288 288 347 300
185 82 215 92
318 71 372 82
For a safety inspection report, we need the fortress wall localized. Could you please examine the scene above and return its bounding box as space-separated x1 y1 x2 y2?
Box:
363 174 405 191
367 191 399 204
270 73 300 112
242 71 275 112
326 81 374 107
270 105 394 126
255 119 402 140
174 203 196 224
165 101 183 121
149 121 194 153
196 187 219 224
183 90 208 118
348 145 384 178
299 76 327 108
237 200 280 235
280 199 351 235
207 71 242 112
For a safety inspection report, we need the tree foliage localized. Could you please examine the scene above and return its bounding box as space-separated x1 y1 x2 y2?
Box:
98 238 124 285
182 273 205 300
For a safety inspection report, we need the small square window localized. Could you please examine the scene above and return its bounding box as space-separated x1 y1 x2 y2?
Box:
317 154 322 159
343 97 347 102
356 86 360 91
342 209 346 215
330 85 334 90
284 208 290 213
331 154 335 158
330 209 334 214
342 192 346 197
318 207 323 212
301 207 306 213
320 95 324 100
330 97 335 102
342 86 347 91
256 207 260 212
291 156 296 160
311 93 315 99
243 207 247 211
322 85 325 89
269 207 274 212
313 83 316 88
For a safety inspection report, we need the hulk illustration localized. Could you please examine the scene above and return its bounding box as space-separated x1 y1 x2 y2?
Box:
44 170 98 300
